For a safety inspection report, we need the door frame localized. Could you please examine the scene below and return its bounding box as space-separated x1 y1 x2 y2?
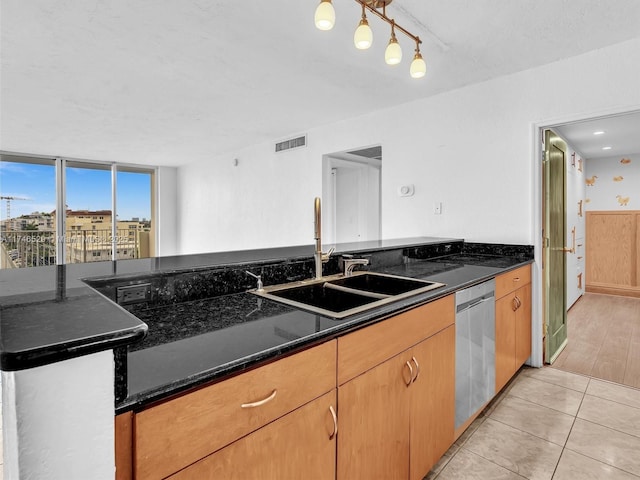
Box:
322 151 382 245
530 105 640 367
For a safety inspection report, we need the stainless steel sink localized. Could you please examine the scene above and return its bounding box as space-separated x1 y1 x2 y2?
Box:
250 272 445 319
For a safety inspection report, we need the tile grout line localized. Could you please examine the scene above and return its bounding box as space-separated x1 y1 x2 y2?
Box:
456 446 530 480
557 377 640 479
570 415 640 442
548 377 590 479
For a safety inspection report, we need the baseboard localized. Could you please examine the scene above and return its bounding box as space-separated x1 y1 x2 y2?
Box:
586 283 640 298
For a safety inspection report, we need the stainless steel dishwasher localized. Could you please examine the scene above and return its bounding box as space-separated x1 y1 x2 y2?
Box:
455 279 495 429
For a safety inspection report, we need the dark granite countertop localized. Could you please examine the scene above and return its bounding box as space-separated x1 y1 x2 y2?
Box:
0 263 148 370
0 236 533 415
117 250 532 412
0 237 458 372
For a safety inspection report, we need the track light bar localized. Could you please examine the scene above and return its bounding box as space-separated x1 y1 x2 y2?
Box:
314 0 426 78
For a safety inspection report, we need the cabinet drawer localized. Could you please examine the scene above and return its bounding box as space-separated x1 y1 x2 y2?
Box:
168 390 337 480
134 340 337 480
337 295 454 385
495 264 531 299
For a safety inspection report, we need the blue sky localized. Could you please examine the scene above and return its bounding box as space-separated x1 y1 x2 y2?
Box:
0 161 151 221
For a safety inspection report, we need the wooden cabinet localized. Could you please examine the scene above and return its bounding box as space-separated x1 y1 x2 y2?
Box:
495 265 532 392
336 295 455 480
409 325 456 479
168 390 337 480
133 340 337 479
337 348 411 479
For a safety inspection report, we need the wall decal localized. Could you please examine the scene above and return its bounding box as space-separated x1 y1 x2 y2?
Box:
616 195 630 206
585 175 598 186
613 176 624 182
621 158 632 164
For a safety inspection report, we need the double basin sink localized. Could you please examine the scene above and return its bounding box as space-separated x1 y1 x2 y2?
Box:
251 272 445 319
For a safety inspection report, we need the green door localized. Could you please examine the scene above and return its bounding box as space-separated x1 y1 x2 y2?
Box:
543 130 568 363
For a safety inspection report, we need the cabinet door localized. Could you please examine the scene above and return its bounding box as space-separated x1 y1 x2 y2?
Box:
169 390 337 480
495 294 516 392
409 325 455 480
515 284 532 368
337 352 411 480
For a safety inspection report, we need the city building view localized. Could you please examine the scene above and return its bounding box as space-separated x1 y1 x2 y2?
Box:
0 159 153 269
0 208 151 268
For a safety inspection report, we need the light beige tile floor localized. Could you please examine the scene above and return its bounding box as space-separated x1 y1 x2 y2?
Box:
427 366 640 480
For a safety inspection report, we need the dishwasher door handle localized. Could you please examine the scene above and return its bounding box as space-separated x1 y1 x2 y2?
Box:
457 296 494 313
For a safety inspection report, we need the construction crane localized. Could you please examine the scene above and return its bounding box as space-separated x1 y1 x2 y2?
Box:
1 196 29 225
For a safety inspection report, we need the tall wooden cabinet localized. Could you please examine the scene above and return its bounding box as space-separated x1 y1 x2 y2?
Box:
495 265 532 392
336 295 455 480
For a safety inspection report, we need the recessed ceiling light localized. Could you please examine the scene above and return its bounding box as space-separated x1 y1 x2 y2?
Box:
593 131 605 135
602 146 612 150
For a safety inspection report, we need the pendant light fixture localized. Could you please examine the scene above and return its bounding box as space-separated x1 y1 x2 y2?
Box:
410 45 427 78
353 4 373 49
314 0 425 79
314 0 335 31
384 21 402 65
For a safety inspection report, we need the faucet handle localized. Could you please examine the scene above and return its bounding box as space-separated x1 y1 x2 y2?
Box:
321 247 335 263
245 270 264 291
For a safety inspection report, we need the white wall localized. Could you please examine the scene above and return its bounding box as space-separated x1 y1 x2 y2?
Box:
2 351 115 480
157 166 178 256
585 153 640 210
176 37 640 255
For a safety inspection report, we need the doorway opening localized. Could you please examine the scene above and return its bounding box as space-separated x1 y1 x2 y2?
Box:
536 109 640 367
322 145 382 245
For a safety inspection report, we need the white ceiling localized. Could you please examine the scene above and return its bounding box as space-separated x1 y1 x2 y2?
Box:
554 111 640 159
1 0 640 166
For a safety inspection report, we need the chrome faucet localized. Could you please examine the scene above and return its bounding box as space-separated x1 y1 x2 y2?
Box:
341 255 370 276
313 197 334 279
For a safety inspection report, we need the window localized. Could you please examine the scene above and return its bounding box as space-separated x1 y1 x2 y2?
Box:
0 155 56 268
65 161 112 264
0 153 156 269
116 168 153 260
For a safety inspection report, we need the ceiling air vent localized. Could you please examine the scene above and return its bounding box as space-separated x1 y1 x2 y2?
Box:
346 146 382 160
275 135 307 153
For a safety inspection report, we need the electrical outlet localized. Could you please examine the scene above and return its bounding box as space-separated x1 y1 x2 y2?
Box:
116 283 151 305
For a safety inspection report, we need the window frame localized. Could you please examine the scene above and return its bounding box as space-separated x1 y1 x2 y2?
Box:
1 151 157 266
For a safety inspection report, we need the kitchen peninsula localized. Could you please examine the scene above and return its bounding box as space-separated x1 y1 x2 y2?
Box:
0 237 533 479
